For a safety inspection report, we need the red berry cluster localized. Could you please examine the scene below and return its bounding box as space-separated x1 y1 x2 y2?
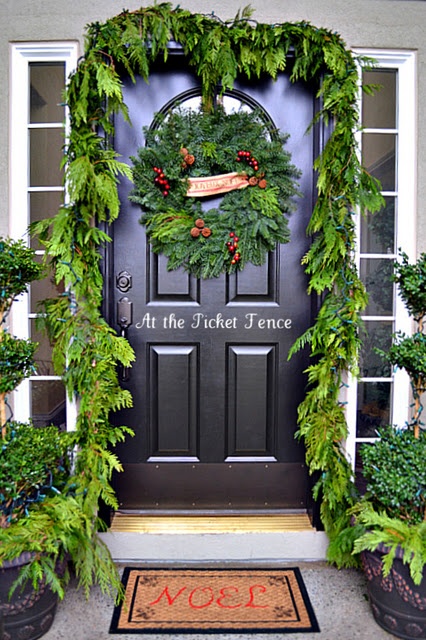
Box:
226 232 241 265
153 166 170 197
236 150 259 172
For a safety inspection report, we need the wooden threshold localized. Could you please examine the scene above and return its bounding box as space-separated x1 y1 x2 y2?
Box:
110 513 313 534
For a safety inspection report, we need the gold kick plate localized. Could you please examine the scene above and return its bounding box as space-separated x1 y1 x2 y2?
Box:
110 513 313 534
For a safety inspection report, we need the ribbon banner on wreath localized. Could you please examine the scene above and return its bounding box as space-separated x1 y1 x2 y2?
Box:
186 172 249 197
130 105 301 279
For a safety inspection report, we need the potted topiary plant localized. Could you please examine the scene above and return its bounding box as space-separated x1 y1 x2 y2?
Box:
0 235 68 639
351 250 426 640
0 423 72 640
0 236 124 640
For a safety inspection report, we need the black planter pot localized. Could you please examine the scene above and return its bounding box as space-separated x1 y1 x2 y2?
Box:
362 545 426 639
0 553 58 640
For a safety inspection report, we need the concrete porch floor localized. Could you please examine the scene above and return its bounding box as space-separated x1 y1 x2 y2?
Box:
41 561 394 640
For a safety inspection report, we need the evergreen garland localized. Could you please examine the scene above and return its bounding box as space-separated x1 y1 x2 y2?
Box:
31 2 384 571
130 105 300 278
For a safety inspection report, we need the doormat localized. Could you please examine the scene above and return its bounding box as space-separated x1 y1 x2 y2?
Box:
109 567 320 634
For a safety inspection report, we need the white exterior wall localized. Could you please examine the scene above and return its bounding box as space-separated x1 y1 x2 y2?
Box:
1 0 425 249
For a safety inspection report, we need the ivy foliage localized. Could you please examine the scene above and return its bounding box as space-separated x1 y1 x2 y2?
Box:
32 3 384 568
130 105 300 278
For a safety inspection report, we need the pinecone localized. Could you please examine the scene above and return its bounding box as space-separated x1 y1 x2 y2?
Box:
190 227 201 238
248 176 259 186
195 219 205 228
258 179 267 189
180 147 189 156
184 154 195 165
201 227 212 237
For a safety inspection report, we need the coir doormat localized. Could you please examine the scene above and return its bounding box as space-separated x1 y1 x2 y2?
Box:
109 567 320 634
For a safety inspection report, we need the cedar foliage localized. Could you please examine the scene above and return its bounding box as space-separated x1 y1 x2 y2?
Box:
31 3 384 568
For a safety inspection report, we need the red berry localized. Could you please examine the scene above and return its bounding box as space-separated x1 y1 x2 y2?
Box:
234 236 239 241
231 259 236 265
229 232 235 237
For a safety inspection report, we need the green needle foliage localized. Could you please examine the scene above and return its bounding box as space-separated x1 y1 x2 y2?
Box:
31 3 384 567
130 105 300 278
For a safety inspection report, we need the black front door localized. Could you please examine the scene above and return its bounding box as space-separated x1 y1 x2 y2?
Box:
110 53 317 512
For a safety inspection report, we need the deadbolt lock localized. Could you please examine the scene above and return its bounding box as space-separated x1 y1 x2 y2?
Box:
116 270 132 293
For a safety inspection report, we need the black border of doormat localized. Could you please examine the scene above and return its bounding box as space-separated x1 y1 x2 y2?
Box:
109 567 320 634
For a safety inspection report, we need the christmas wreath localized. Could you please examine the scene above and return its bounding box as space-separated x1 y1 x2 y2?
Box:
130 105 301 278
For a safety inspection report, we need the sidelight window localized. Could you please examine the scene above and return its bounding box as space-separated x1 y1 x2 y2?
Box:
9 43 78 429
346 50 416 477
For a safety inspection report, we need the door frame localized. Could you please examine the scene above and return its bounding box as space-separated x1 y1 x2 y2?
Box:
100 44 326 528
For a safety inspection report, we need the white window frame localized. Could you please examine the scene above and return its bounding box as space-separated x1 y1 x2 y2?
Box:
346 49 417 469
9 42 78 429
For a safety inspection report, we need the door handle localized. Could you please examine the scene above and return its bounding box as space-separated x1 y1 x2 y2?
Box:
117 296 133 381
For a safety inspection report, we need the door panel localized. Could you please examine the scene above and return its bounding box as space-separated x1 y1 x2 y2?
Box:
226 344 276 458
110 53 317 511
148 344 199 459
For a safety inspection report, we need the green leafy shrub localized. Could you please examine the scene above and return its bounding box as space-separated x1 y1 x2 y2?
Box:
392 249 426 320
379 331 426 384
0 333 37 394
360 427 426 523
0 236 44 433
0 237 43 315
0 422 72 528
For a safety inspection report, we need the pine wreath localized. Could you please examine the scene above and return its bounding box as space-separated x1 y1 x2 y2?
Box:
130 105 301 279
